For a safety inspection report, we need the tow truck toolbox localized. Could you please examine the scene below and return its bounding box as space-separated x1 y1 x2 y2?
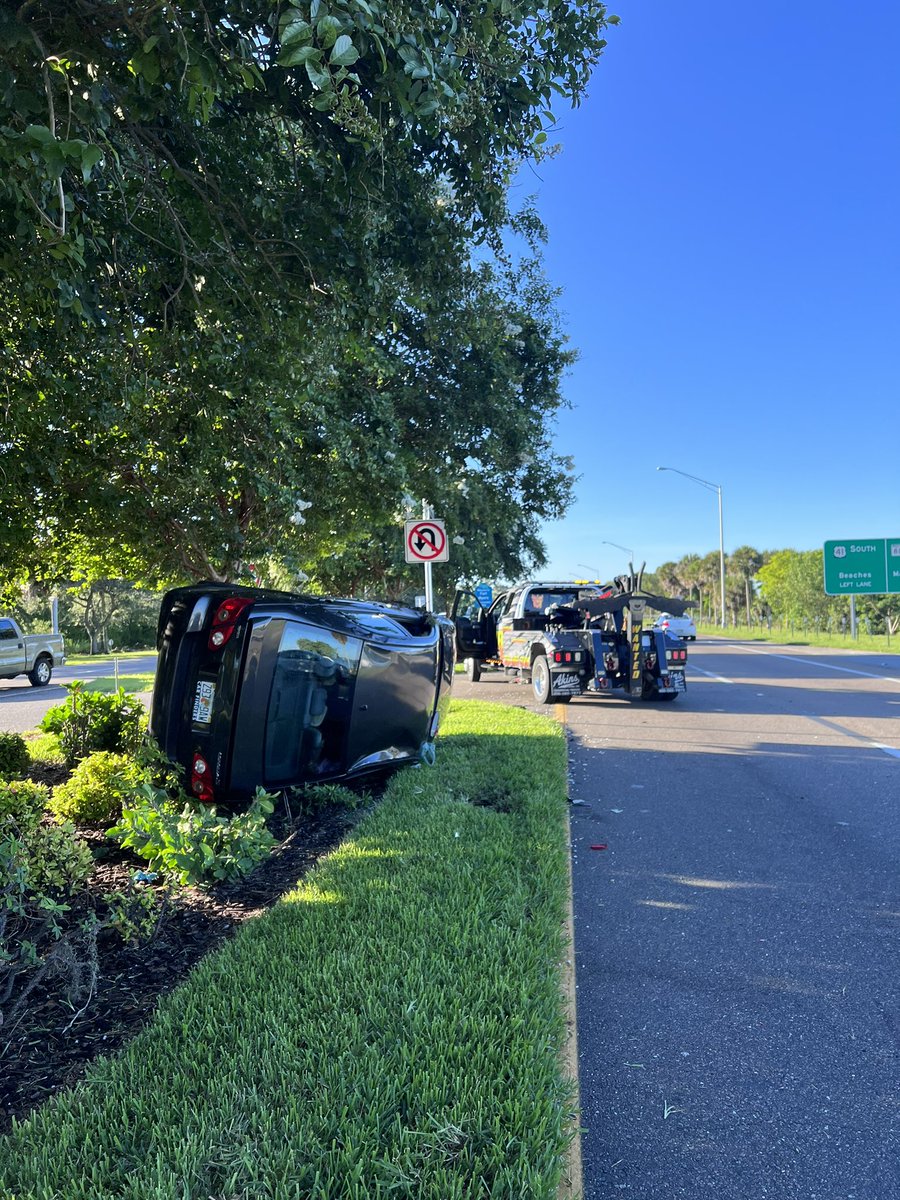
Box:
451 569 691 705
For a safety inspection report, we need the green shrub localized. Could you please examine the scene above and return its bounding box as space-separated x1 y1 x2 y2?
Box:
1 818 95 1010
0 731 30 780
103 883 164 944
40 683 146 765
109 787 277 886
284 781 364 822
48 752 142 825
131 737 186 794
1 816 94 939
23 819 95 895
0 780 49 834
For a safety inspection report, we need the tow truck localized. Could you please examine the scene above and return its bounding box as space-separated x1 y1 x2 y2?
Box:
451 570 691 704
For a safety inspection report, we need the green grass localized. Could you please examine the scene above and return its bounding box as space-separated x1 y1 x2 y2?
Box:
73 672 157 695
0 700 574 1200
65 651 156 666
697 621 897 653
23 730 65 765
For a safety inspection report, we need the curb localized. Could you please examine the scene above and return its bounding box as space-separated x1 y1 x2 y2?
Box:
560 786 583 1199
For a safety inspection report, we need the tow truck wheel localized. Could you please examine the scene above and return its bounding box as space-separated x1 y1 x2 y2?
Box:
531 654 554 704
464 657 482 682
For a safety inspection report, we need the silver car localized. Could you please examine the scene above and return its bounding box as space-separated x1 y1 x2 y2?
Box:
653 612 697 641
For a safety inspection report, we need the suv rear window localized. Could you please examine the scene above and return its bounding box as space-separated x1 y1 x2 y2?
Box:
264 622 361 784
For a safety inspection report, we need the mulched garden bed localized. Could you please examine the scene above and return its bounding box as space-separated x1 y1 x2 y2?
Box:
0 799 366 1134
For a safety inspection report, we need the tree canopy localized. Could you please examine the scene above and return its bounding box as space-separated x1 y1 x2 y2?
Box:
1 0 619 596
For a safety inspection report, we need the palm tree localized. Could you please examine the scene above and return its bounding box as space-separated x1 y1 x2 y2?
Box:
655 560 682 597
675 553 702 617
730 545 763 623
698 551 722 623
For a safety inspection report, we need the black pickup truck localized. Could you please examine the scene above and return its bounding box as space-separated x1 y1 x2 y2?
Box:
451 575 690 704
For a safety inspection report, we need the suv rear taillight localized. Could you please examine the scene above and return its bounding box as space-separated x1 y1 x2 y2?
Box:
191 752 215 802
207 595 254 650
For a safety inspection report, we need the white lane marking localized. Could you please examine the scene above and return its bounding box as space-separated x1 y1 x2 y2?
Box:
732 644 900 684
688 665 733 683
697 645 900 758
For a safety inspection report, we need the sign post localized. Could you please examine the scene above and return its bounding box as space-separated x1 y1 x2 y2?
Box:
823 538 900 640
405 506 448 612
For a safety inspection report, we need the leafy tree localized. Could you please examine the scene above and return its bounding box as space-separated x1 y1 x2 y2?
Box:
64 579 133 655
853 594 899 636
1 1 619 592
757 549 833 628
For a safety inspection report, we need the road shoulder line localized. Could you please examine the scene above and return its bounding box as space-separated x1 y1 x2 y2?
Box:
732 644 900 683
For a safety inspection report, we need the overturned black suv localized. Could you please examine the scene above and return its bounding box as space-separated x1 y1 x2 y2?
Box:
150 583 455 804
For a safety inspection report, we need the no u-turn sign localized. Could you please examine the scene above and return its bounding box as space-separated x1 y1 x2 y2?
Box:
404 519 448 563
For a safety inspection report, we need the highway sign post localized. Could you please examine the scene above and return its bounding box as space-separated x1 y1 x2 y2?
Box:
823 538 900 640
405 510 448 612
405 519 448 564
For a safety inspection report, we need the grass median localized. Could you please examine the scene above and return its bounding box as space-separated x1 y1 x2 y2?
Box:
697 622 897 653
75 672 157 695
0 699 574 1200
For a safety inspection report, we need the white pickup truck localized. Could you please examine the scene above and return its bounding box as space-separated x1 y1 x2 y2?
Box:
0 617 66 686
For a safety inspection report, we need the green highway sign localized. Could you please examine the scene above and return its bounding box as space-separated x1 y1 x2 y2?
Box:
823 538 900 595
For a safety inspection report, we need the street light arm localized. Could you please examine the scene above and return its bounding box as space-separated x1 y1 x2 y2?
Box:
601 540 635 559
657 465 721 494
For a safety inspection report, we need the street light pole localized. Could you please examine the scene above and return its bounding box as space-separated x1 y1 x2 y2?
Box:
657 466 726 627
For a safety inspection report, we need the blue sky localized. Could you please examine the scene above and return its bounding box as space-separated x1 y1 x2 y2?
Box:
520 0 900 581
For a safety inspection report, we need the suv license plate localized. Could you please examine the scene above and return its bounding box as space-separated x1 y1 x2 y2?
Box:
192 680 215 724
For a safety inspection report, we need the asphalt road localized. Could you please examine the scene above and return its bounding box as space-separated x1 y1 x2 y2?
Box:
455 639 900 1200
0 655 157 733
